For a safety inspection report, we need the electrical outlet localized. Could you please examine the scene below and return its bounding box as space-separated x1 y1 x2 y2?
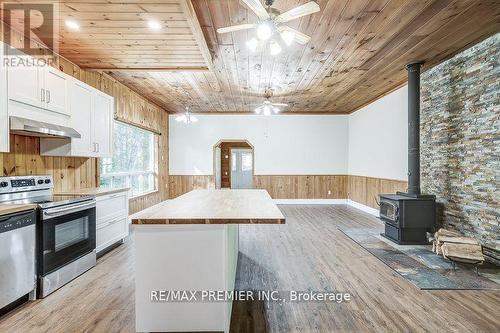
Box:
327 190 331 196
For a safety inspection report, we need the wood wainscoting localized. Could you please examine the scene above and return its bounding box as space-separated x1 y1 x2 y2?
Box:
168 175 407 210
253 175 348 199
348 175 408 209
168 175 348 200
169 175 215 199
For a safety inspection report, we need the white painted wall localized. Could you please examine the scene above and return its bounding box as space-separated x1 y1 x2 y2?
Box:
169 115 349 175
169 87 408 180
348 85 408 180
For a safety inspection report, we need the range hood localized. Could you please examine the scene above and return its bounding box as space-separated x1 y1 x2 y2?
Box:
10 116 81 139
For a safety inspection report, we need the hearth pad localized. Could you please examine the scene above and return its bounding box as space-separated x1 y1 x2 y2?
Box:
339 227 500 290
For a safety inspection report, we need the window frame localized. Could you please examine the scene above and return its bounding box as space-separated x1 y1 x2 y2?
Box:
99 120 158 198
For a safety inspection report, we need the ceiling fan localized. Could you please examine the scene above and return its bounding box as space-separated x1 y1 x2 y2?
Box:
217 0 320 55
254 90 288 115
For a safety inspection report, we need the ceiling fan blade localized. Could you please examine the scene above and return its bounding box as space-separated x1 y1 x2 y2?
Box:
276 1 320 23
241 0 270 20
217 23 256 34
279 25 311 44
272 103 288 107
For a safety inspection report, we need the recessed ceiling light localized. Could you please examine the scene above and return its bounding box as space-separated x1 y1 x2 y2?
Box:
65 19 80 31
147 20 162 31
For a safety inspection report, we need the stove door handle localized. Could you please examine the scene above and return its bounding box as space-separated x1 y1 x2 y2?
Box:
42 201 96 219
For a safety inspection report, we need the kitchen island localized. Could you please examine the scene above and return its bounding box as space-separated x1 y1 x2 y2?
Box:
131 189 285 332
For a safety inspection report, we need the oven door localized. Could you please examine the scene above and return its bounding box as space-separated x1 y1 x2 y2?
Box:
39 201 96 276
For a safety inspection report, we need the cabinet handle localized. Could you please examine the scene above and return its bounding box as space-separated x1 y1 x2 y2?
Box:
96 142 99 153
46 90 50 103
92 143 96 153
41 88 45 102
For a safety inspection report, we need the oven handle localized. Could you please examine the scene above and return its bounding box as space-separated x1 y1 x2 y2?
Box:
42 200 96 220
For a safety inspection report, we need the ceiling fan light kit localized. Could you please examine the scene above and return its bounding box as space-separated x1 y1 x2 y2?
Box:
256 21 273 41
176 107 198 124
216 0 320 56
269 41 282 56
253 91 288 115
246 38 259 52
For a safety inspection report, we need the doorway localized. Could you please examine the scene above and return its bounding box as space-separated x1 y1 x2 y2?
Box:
213 140 254 189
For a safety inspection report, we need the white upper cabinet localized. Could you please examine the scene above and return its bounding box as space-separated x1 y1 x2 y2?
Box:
7 58 41 108
7 55 70 123
92 91 113 157
40 80 114 158
43 66 69 115
5 49 114 156
69 81 94 156
0 42 8 152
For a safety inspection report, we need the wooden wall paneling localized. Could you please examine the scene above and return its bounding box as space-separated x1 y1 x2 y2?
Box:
347 175 408 209
169 174 405 205
172 174 351 200
297 176 315 199
168 175 214 198
348 175 368 205
365 177 381 209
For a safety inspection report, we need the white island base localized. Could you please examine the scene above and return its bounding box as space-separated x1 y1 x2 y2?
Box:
135 224 239 332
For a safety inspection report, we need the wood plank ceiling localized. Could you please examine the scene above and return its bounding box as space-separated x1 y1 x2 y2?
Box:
2 0 211 69
3 1 500 113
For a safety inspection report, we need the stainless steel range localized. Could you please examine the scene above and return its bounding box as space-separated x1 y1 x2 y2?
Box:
0 175 96 298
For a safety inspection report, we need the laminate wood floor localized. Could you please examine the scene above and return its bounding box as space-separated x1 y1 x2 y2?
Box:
0 205 498 333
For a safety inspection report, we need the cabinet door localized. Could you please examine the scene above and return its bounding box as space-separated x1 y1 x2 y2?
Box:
7 57 41 108
0 43 8 152
92 92 113 157
43 66 69 115
70 81 94 157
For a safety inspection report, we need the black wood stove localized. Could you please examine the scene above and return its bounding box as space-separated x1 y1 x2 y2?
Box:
380 62 436 245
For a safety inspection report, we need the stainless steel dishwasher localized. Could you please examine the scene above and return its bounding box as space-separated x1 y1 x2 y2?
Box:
0 210 36 309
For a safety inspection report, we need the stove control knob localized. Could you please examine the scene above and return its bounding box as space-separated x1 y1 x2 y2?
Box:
44 179 51 184
0 181 8 187
37 179 44 184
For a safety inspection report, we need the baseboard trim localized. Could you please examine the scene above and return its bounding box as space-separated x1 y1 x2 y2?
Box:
347 199 379 217
274 199 348 205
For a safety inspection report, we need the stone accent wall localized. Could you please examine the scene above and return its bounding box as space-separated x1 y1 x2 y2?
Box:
421 33 499 260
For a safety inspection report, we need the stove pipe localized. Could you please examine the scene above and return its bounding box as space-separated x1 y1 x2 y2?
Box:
405 62 423 196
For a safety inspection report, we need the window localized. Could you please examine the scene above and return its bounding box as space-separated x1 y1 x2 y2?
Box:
241 152 252 171
100 121 156 197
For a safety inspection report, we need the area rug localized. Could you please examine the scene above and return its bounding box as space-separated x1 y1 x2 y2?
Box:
339 227 500 290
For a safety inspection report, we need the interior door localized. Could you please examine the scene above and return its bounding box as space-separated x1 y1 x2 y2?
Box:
43 67 69 115
70 81 93 156
230 149 253 189
7 57 41 108
92 92 113 157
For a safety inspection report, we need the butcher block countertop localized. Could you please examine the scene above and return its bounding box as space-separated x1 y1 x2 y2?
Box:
0 204 38 216
55 187 129 197
131 189 285 225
